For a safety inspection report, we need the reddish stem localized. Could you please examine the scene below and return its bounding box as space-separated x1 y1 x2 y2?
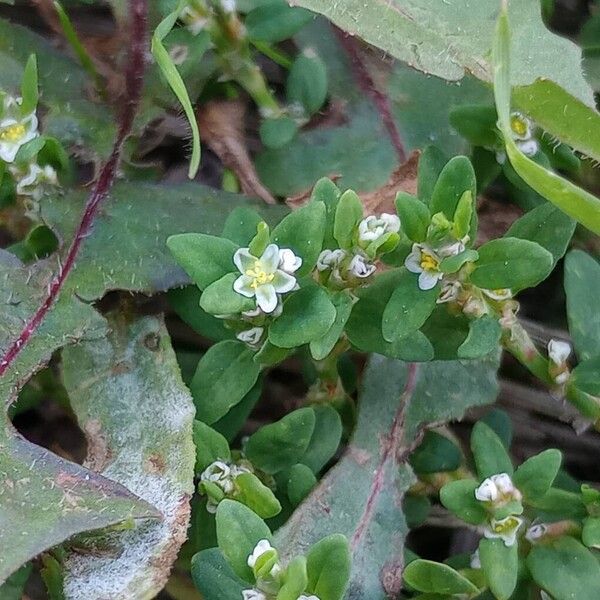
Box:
0 0 148 377
333 27 407 164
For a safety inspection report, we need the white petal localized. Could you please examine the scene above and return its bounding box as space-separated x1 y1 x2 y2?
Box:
0 142 19 163
255 284 278 313
525 524 547 543
236 327 264 345
475 478 498 502
247 539 273 568
491 473 515 495
233 275 256 298
381 213 401 232
260 244 280 273
272 270 296 293
405 247 423 274
518 139 539 156
418 270 440 290
233 248 257 274
278 248 302 273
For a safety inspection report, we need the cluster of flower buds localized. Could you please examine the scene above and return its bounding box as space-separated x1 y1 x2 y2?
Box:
316 213 400 289
199 459 254 513
547 338 572 385
475 473 524 546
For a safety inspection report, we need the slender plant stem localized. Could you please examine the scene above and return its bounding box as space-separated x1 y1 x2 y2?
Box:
0 0 148 378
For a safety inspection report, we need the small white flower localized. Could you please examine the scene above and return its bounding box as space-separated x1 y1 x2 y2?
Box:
405 244 443 291
525 523 548 543
278 248 302 274
348 254 376 278
547 339 571 367
358 213 400 243
220 0 236 12
11 163 57 199
437 280 461 304
483 516 523 547
236 327 264 347
482 288 512 301
247 539 275 569
509 112 533 141
298 595 320 600
316 248 346 271
438 240 465 258
233 244 298 314
0 105 39 163
475 477 499 502
242 590 267 600
200 461 234 494
470 549 481 569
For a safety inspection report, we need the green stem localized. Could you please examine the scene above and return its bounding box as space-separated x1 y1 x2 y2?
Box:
251 41 293 69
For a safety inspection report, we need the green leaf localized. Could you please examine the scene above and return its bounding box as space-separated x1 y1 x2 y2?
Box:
452 190 474 240
277 556 308 600
0 564 32 600
275 355 499 597
582 517 600 550
403 560 479 595
151 1 200 178
193 420 231 472
245 3 313 43
429 156 476 234
287 464 317 506
382 269 438 342
271 201 326 275
564 250 600 361
212 380 263 443
418 145 448 204
439 479 488 525
216 500 272 582
309 291 353 360
439 249 479 274
235 472 282 519
513 449 562 501
200 273 256 315
269 286 337 348
260 116 298 149
505 203 575 265
457 315 501 359
222 206 263 246
395 192 431 242
311 177 342 249
191 340 262 424
449 104 498 147
287 50 328 115
167 233 238 291
245 408 316 474
19 54 38 115
300 404 342 473
471 422 513 478
40 555 64 600
61 315 196 597
346 270 434 361
191 548 247 600
305 534 351 600
334 190 363 250
527 537 600 600
479 538 518 600
410 431 462 474
492 5 600 235
471 237 553 290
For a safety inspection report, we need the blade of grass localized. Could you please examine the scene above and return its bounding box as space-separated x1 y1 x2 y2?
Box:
151 0 201 178
493 1 600 236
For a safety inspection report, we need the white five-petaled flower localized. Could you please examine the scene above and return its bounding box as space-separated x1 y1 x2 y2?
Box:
242 590 267 600
405 244 445 290
484 515 523 547
0 98 39 163
233 244 299 314
348 254 376 278
525 523 548 543
358 213 400 243
236 326 264 347
475 473 520 503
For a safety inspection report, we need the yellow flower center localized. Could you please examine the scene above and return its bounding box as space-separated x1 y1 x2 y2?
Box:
0 123 26 142
246 261 274 289
420 253 439 272
493 517 519 534
510 115 528 137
